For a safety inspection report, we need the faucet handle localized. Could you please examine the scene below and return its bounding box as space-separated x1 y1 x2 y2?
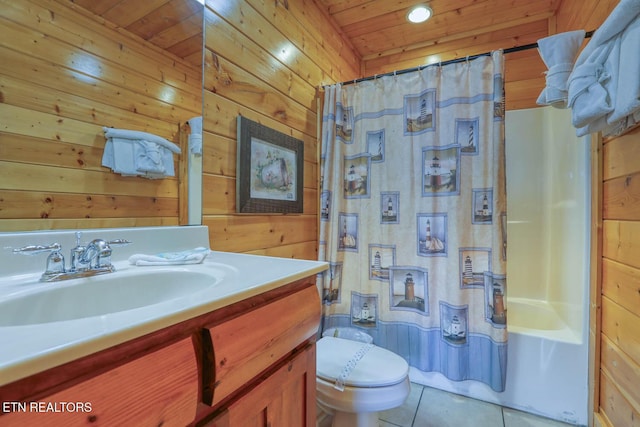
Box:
107 239 132 247
13 243 62 255
13 243 65 276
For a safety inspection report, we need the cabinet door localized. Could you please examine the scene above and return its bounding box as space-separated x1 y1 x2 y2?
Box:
205 344 316 427
205 284 320 408
0 338 199 427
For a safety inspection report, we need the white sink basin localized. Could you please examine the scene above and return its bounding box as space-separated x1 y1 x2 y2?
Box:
0 268 218 326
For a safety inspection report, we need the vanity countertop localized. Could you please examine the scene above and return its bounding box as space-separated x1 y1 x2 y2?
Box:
0 227 327 387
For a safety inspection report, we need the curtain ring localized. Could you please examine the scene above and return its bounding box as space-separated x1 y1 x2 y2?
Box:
465 55 470 64
393 70 397 76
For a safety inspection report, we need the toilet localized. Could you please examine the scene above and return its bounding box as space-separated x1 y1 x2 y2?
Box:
316 328 410 427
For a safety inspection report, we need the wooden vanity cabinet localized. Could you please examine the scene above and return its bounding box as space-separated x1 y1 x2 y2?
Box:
0 338 200 427
204 343 316 427
198 282 320 426
0 277 321 427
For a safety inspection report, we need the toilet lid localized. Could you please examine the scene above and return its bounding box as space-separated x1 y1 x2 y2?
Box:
316 337 409 387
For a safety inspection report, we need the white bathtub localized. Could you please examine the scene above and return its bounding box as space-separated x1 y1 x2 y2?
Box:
410 107 590 426
409 298 589 425
501 298 588 424
507 298 582 344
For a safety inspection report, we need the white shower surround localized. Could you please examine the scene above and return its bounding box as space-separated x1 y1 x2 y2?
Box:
409 107 590 426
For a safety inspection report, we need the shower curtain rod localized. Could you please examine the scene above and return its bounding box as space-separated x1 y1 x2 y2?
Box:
339 30 595 87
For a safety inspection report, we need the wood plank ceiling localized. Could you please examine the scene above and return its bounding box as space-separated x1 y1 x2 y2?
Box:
316 0 564 76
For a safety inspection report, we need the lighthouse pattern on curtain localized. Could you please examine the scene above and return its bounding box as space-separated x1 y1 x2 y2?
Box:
318 52 508 392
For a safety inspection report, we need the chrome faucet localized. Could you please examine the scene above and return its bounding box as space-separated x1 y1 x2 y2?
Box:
13 232 131 282
78 239 112 269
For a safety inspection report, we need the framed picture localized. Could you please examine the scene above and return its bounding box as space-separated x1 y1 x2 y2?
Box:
236 116 304 213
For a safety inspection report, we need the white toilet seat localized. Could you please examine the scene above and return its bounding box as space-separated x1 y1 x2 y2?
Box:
315 336 411 427
316 336 409 387
317 374 411 413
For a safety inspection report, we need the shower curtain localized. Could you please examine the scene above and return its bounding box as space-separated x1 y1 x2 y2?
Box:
318 51 508 391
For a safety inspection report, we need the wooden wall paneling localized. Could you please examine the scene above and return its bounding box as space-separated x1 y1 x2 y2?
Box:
202 92 317 159
0 69 180 140
201 172 316 215
205 54 316 137
555 0 599 31
602 220 640 269
203 10 318 113
1 0 201 102
1 161 178 198
0 190 178 220
603 127 640 181
598 122 640 426
0 218 178 233
363 19 548 76
201 0 352 258
599 370 640 427
204 0 355 87
244 241 318 260
242 0 360 83
602 258 640 316
198 128 239 178
556 0 619 33
603 174 640 221
600 335 640 416
505 77 547 111
0 0 201 231
590 133 604 425
179 122 190 225
504 49 547 85
203 215 317 253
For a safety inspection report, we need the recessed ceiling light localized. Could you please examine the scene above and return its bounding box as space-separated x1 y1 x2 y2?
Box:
407 5 433 23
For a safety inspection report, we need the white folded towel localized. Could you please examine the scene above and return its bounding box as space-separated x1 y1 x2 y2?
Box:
536 30 585 108
102 128 179 178
103 127 181 154
567 0 640 135
608 16 640 123
188 116 203 156
135 140 165 174
102 137 137 176
128 247 210 266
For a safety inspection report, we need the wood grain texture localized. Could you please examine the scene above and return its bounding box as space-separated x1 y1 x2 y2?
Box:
205 285 320 409
201 0 339 259
0 0 200 231
205 344 316 427
0 338 199 427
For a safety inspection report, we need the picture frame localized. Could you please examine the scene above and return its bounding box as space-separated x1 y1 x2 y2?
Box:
236 116 304 213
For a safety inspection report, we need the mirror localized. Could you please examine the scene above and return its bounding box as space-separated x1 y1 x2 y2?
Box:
0 0 204 232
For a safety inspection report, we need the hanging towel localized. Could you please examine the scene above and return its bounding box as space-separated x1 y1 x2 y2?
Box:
128 247 210 266
608 17 640 124
134 140 164 174
188 116 203 156
536 30 585 108
103 128 181 154
102 127 180 178
567 0 640 136
102 137 137 176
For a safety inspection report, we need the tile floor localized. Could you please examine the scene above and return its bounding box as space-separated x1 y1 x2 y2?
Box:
378 383 575 427
319 382 576 427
